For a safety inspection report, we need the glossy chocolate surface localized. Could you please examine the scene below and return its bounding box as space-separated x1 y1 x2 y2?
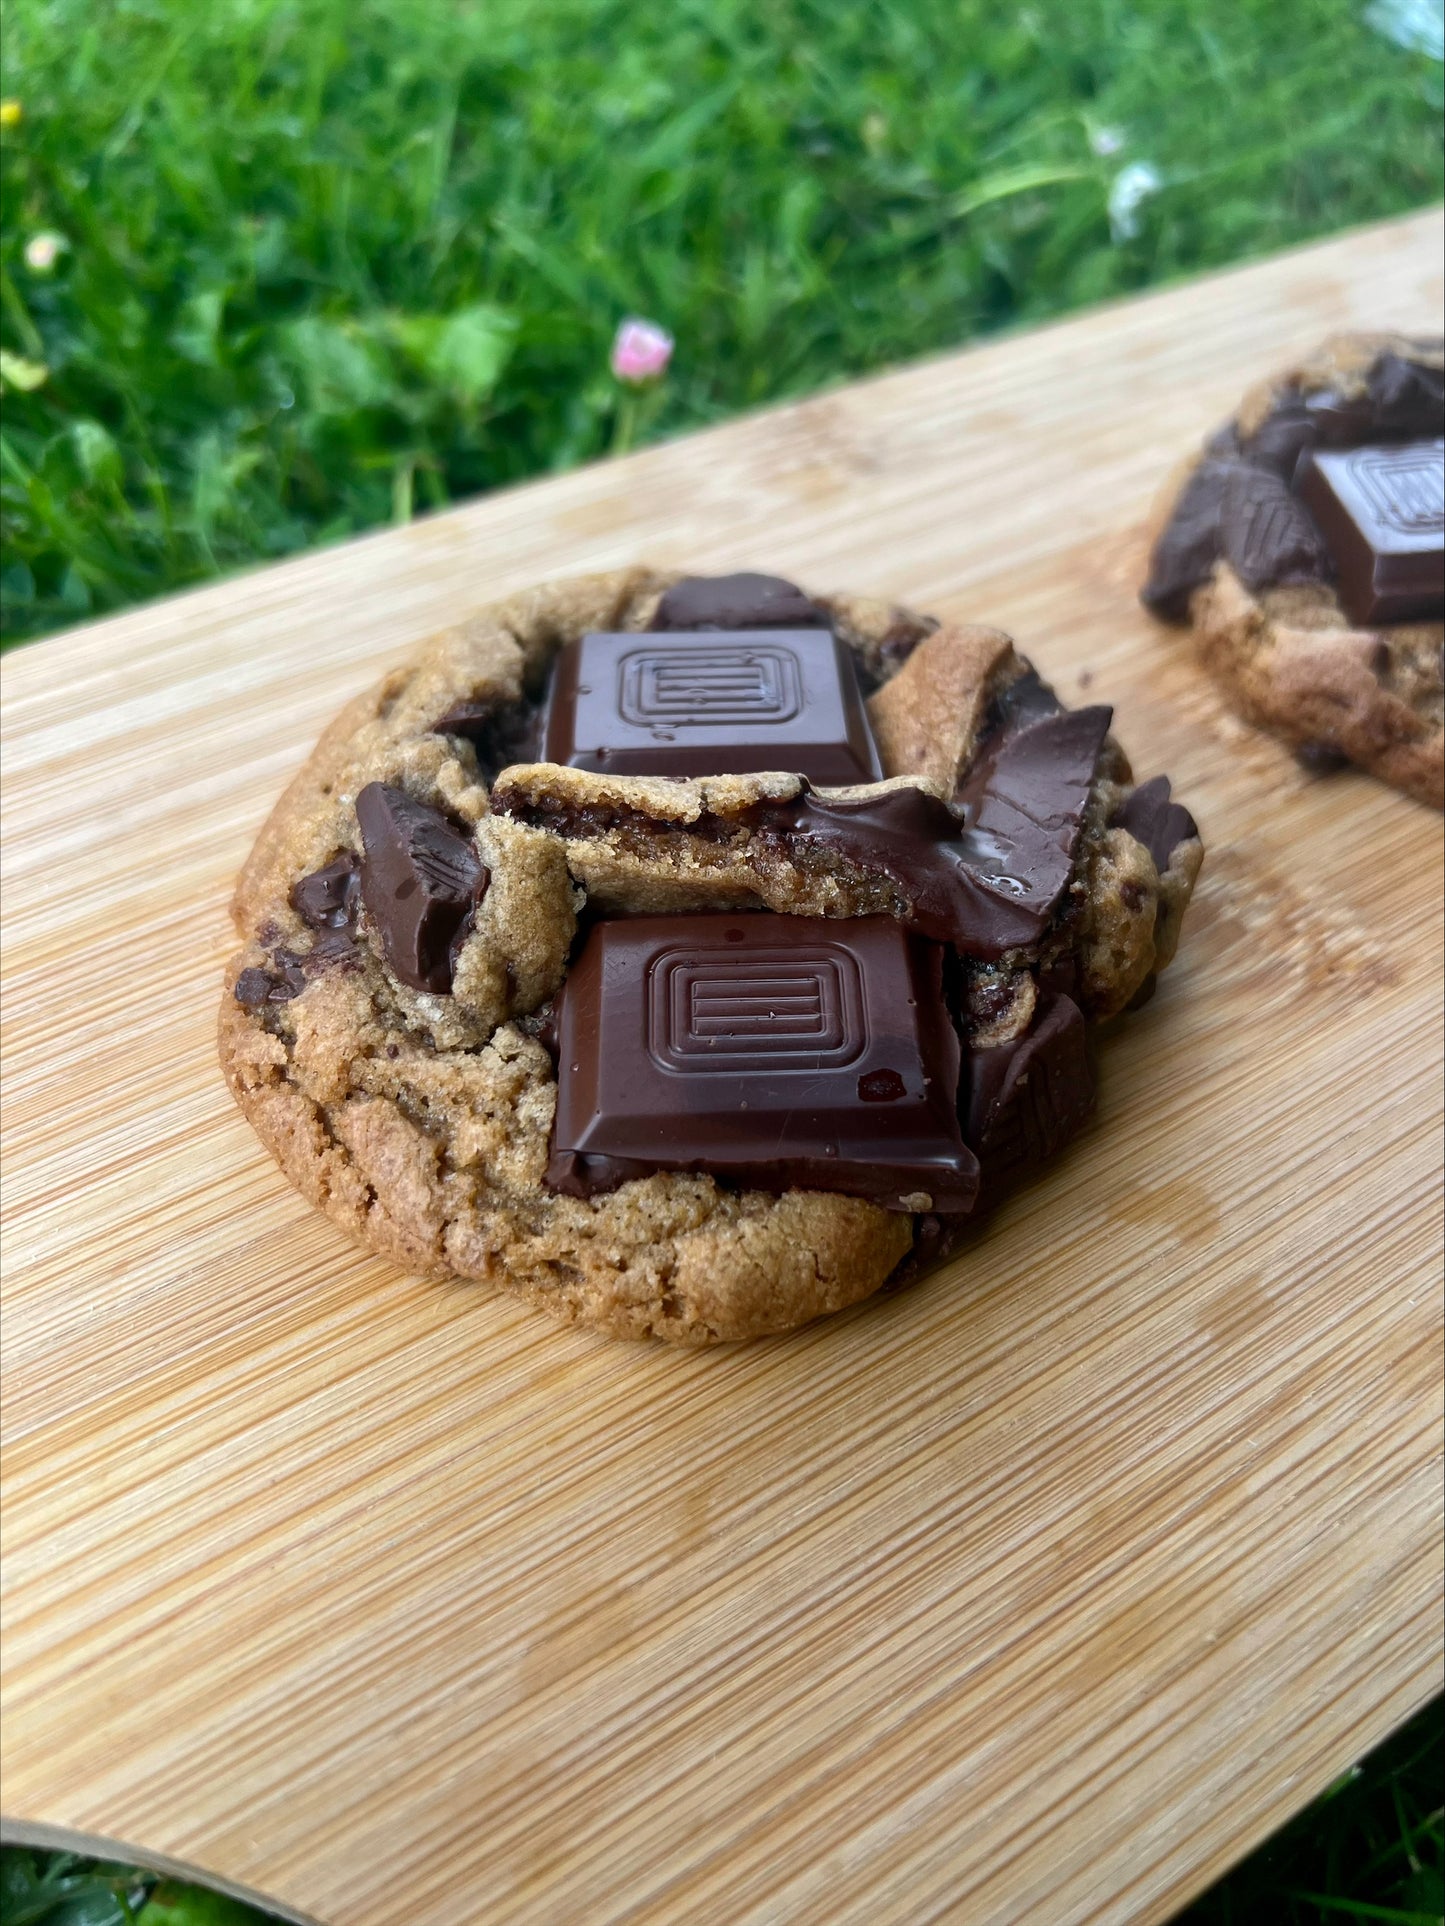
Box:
355 783 488 994
730 705 1110 959
964 993 1094 1194
1110 774 1198 873
650 572 829 631
1295 440 1444 626
505 694 1110 961
544 913 978 1212
291 853 361 930
540 629 884 783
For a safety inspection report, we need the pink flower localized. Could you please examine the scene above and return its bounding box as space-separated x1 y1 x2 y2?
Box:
611 317 673 384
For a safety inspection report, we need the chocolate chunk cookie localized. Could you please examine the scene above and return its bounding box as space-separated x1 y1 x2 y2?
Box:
1142 332 1444 807
220 569 1203 1343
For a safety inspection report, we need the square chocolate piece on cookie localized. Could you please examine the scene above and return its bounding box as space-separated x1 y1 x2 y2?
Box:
540 630 884 783
545 913 978 1213
1295 440 1444 626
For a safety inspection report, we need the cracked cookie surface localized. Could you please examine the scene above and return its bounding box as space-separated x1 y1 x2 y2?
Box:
221 568 1203 1342
1142 332 1444 807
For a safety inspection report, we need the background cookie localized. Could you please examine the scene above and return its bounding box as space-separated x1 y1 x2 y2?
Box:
1142 332 1444 806
220 570 1203 1343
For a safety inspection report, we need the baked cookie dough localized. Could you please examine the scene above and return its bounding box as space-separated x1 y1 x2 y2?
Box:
220 569 1203 1342
1142 333 1444 807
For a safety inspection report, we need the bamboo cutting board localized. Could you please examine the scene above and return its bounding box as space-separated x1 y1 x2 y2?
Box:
2 211 1443 1926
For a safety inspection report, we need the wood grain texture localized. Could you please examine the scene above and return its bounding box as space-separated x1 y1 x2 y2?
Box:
3 210 1443 1926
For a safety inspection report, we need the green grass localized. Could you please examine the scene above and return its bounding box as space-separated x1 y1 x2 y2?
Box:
3 1699 1440 1922
1177 1699 1445 1925
1 0 1441 644
0 1854 270 1926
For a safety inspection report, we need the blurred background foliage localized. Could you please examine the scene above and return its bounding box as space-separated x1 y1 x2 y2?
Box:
0 1851 270 1925
1 0 1442 643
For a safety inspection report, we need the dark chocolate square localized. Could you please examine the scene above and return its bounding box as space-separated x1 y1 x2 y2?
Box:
1295 440 1443 626
540 630 884 783
545 913 978 1213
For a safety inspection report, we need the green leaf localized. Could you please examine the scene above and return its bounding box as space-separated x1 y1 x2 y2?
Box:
1400 1866 1445 1914
70 421 123 488
0 349 49 391
948 163 1094 220
171 288 226 367
280 317 395 415
392 304 516 401
138 1879 274 1925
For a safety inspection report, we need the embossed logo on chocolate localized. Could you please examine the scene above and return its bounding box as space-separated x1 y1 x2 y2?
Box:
618 645 803 731
647 943 866 1073
1348 445 1444 536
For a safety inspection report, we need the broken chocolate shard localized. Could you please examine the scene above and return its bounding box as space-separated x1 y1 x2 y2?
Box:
234 967 276 1007
1219 466 1333 593
355 782 489 994
1305 353 1445 445
1111 775 1198 875
982 666 1064 739
1294 441 1444 627
951 705 1113 944
1364 353 1445 440
540 628 884 784
1141 458 1241 620
1242 397 1321 478
233 948 308 1007
544 913 979 1213
304 930 363 974
650 572 829 632
745 706 1107 960
291 853 361 931
431 696 544 785
964 994 1094 1196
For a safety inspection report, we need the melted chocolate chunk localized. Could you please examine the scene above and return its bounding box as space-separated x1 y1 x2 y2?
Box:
952 705 1113 943
749 707 1106 957
355 783 489 994
1294 441 1444 626
234 967 277 1007
540 628 884 784
1141 458 1242 620
964 994 1094 1194
718 708 1108 959
431 696 544 786
1245 357 1444 473
545 913 978 1212
233 949 308 1007
1219 466 1332 593
305 929 363 973
1241 397 1321 478
291 853 361 930
1366 353 1445 437
1111 774 1198 874
982 666 1065 739
650 572 830 632
1307 353 1445 445
501 706 1110 961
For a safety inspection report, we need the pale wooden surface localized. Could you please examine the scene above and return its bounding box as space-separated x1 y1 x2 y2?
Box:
3 209 1443 1926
